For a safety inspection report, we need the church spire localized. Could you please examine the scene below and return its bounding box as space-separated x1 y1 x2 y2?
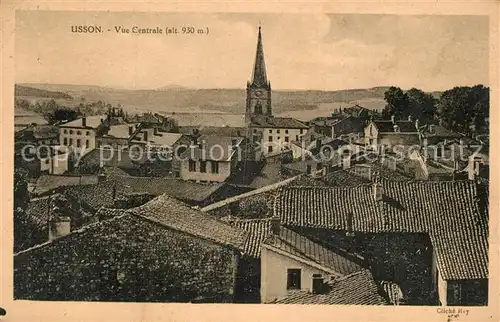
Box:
250 25 268 87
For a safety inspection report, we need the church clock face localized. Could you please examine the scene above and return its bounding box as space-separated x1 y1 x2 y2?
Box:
255 90 264 97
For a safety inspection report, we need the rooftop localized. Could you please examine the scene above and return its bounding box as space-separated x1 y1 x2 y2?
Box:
372 120 418 133
274 270 389 305
60 115 107 129
274 180 488 280
264 227 364 276
179 136 244 161
64 176 225 211
222 218 273 258
129 194 248 250
105 123 140 139
250 115 308 129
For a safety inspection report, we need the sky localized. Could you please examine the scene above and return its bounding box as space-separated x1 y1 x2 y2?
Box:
15 11 489 91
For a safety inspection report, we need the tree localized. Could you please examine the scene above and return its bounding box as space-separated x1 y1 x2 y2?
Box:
382 87 409 119
437 85 489 135
406 88 437 122
45 107 79 124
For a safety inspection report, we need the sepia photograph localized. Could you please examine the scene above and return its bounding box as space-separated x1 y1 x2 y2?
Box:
7 7 494 317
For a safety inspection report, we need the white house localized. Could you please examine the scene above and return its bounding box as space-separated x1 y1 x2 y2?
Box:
59 115 107 155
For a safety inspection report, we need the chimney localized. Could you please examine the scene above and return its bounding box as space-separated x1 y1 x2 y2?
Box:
468 156 482 180
312 274 324 294
372 181 383 202
97 173 106 182
48 216 71 241
391 115 395 124
82 117 87 127
270 217 280 235
143 131 148 142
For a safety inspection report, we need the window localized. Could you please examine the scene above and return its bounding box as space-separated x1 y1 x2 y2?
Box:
285 136 289 142
269 130 273 134
76 139 81 148
306 164 312 174
300 129 304 134
85 140 89 147
285 129 289 134
70 130 74 134
268 136 273 142
63 129 68 134
253 136 259 143
188 159 196 172
63 138 68 145
277 137 280 140
77 131 81 135
86 131 90 136
69 138 73 145
316 163 322 171
200 161 207 173
296 135 299 141
45 159 50 164
287 269 301 290
277 129 280 134
211 161 219 174
268 146 273 153
253 129 257 133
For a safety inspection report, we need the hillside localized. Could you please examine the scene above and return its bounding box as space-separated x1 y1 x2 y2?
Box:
15 85 73 99
17 83 392 115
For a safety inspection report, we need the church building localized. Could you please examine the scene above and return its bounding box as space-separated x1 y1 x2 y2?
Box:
246 26 308 157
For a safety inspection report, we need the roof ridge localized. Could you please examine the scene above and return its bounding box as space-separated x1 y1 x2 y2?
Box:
14 212 130 256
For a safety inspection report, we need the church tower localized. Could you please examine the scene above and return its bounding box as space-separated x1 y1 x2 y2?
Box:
246 26 272 124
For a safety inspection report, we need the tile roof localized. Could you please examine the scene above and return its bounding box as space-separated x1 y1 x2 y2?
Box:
129 194 248 250
95 207 126 220
31 175 99 196
105 123 140 139
372 120 417 133
60 115 107 129
179 136 243 161
131 130 184 147
224 218 273 258
250 115 308 129
274 270 388 305
264 227 364 276
274 180 488 280
179 126 247 138
64 176 225 211
323 170 371 186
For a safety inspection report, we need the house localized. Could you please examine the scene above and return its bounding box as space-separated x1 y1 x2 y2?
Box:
179 134 244 183
273 180 489 306
14 194 248 302
421 123 462 146
15 124 59 146
129 112 178 132
364 117 420 149
129 127 189 177
260 224 368 303
96 123 140 151
250 116 308 157
15 144 71 176
59 115 108 155
244 26 308 157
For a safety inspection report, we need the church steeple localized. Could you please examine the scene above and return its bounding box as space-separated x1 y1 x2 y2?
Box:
250 26 269 88
246 25 272 124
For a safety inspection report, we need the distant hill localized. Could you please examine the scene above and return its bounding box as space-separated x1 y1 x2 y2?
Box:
15 83 441 119
15 85 73 99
